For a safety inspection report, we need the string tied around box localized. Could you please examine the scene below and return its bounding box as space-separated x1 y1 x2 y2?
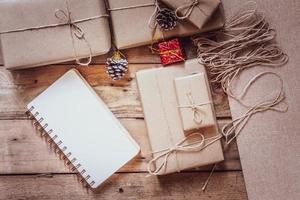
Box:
54 8 93 66
149 44 185 62
178 92 212 124
0 0 109 66
147 133 222 175
175 0 208 20
147 73 223 177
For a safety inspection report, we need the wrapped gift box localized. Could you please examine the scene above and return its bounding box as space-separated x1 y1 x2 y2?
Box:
0 0 111 70
107 0 224 49
136 59 223 175
174 73 215 132
158 38 185 65
161 0 221 29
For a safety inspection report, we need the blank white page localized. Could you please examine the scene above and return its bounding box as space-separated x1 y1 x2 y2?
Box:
27 69 140 188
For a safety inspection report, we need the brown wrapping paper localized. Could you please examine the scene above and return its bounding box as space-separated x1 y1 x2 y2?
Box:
161 0 220 29
107 0 224 49
136 59 223 175
174 73 215 132
228 1 300 199
0 0 111 70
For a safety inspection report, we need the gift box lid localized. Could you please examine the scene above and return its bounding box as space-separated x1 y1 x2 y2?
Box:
0 0 111 69
161 0 221 29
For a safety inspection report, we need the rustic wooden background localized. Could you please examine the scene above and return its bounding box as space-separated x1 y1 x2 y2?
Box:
0 38 248 199
0 1 251 199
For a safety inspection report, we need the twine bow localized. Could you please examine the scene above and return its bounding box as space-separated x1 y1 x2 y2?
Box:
175 0 208 20
147 133 205 175
0 0 109 66
178 92 211 124
54 9 92 66
147 133 222 175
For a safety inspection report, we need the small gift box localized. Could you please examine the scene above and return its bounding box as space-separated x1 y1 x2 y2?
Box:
174 73 215 132
158 38 185 65
107 0 224 49
0 0 111 70
136 59 223 175
161 0 221 29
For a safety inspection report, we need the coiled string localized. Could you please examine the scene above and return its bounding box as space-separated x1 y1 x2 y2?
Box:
193 1 288 92
192 1 289 190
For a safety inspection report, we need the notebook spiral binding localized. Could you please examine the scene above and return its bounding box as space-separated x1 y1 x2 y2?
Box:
25 106 95 189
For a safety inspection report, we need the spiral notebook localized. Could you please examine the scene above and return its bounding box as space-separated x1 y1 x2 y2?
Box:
26 69 140 189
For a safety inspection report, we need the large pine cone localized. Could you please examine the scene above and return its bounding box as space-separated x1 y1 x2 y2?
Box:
156 8 177 31
106 57 128 81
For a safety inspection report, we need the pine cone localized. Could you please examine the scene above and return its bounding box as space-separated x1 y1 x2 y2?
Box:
106 57 128 81
156 8 177 31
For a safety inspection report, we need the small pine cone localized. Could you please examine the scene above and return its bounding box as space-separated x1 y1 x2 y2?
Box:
106 58 128 80
156 8 177 31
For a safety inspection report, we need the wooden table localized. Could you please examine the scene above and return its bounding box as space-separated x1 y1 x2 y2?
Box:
0 39 247 200
0 1 250 199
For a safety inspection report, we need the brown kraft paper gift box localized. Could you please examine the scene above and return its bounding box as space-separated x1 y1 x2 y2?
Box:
161 0 221 29
174 73 216 132
136 59 224 175
107 0 224 49
0 0 111 70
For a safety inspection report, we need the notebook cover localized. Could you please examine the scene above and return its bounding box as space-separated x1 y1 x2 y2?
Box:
26 69 140 188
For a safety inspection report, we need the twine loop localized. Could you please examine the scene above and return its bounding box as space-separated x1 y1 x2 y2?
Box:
175 0 200 20
54 8 92 66
221 71 288 145
147 133 205 175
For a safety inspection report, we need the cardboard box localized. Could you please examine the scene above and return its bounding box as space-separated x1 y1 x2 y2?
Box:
136 59 224 175
161 0 221 29
0 0 111 69
107 0 224 49
174 73 216 132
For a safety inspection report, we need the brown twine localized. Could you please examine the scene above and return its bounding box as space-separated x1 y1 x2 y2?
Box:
178 92 212 124
222 71 288 145
146 72 222 176
192 1 288 94
175 0 209 20
0 0 108 66
192 1 289 191
147 133 222 175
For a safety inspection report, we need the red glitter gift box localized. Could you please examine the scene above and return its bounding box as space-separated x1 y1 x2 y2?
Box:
158 38 185 66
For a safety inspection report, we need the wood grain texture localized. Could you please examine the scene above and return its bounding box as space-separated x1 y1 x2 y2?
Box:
0 119 240 174
0 64 230 119
0 172 247 200
0 37 197 66
0 5 245 198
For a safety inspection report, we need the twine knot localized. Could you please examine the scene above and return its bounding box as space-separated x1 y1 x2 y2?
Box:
147 133 205 175
54 7 92 66
178 92 212 124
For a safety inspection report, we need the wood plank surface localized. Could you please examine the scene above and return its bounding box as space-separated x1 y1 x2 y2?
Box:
0 172 247 200
0 119 240 174
0 64 230 119
0 37 197 66
0 2 245 198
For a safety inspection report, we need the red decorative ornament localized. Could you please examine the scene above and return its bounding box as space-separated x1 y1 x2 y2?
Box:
158 38 185 66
